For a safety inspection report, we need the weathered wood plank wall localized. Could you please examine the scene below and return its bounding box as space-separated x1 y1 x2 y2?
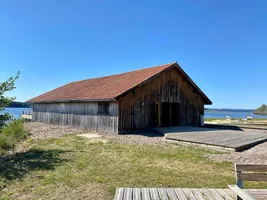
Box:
118 67 204 133
33 102 118 134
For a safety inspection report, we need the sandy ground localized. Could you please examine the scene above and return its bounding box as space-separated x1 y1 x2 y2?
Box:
25 122 267 164
205 119 267 125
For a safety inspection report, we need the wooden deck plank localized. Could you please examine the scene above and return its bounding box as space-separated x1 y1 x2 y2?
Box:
174 188 187 200
229 139 267 149
237 164 267 172
141 188 151 200
123 188 133 200
237 173 267 181
114 188 267 200
161 126 267 151
182 188 197 200
190 189 206 200
149 188 160 200
197 133 245 145
247 189 267 195
209 134 266 146
247 189 267 200
166 131 225 141
216 189 234 200
226 134 267 147
169 132 267 146
224 189 236 199
198 188 216 200
114 188 124 200
228 185 256 200
165 188 178 200
157 188 169 200
133 188 141 200
208 188 225 200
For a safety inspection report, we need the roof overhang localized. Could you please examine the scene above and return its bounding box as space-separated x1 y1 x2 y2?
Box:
29 98 116 104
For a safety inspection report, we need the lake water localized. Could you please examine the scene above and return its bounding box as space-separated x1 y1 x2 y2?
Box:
2 107 267 120
1 107 32 119
204 110 267 119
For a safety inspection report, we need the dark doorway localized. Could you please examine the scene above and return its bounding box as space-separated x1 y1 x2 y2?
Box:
161 102 171 127
161 102 181 127
171 103 181 126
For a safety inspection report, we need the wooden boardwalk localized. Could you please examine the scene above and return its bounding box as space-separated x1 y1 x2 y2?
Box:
114 188 267 200
157 126 267 152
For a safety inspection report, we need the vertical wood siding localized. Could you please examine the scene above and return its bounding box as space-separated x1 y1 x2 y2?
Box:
33 102 118 134
118 67 205 133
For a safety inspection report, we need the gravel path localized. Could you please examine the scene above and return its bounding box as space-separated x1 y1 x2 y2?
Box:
25 122 89 139
98 131 166 146
24 122 167 146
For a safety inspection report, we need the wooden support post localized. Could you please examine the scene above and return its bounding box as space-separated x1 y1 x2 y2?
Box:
235 164 244 189
235 164 243 200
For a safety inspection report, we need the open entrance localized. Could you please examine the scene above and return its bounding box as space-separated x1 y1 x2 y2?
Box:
155 102 181 127
154 102 161 127
161 102 170 127
171 102 181 126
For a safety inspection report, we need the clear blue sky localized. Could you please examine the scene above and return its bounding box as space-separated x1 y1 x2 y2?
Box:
0 0 266 109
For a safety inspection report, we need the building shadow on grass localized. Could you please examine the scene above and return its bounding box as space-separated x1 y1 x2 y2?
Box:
0 149 69 181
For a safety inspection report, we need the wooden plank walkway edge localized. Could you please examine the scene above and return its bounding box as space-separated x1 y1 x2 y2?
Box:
114 188 267 200
157 126 267 152
165 138 236 152
164 133 267 152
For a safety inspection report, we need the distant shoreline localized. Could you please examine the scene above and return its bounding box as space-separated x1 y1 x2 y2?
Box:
6 101 32 108
254 112 267 116
5 107 32 109
205 108 254 112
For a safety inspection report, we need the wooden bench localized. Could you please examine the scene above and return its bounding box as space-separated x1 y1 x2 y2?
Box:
228 164 267 200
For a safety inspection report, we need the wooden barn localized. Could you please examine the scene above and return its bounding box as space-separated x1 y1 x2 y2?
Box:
27 62 212 134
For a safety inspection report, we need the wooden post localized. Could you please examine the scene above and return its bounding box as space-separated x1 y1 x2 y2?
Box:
235 164 243 200
235 164 244 189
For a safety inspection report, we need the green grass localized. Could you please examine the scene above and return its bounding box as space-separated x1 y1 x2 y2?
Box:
0 135 265 199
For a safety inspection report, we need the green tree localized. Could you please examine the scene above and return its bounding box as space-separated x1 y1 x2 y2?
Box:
0 72 20 128
254 104 267 115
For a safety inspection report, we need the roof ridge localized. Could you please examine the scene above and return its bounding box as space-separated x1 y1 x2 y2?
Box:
72 62 177 83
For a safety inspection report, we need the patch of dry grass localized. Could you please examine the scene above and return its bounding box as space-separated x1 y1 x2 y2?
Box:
0 135 262 200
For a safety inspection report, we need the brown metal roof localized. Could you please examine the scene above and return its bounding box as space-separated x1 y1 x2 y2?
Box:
27 62 212 104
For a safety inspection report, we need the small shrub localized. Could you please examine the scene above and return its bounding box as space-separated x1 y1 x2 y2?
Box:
0 119 28 154
0 134 12 154
1 119 28 139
